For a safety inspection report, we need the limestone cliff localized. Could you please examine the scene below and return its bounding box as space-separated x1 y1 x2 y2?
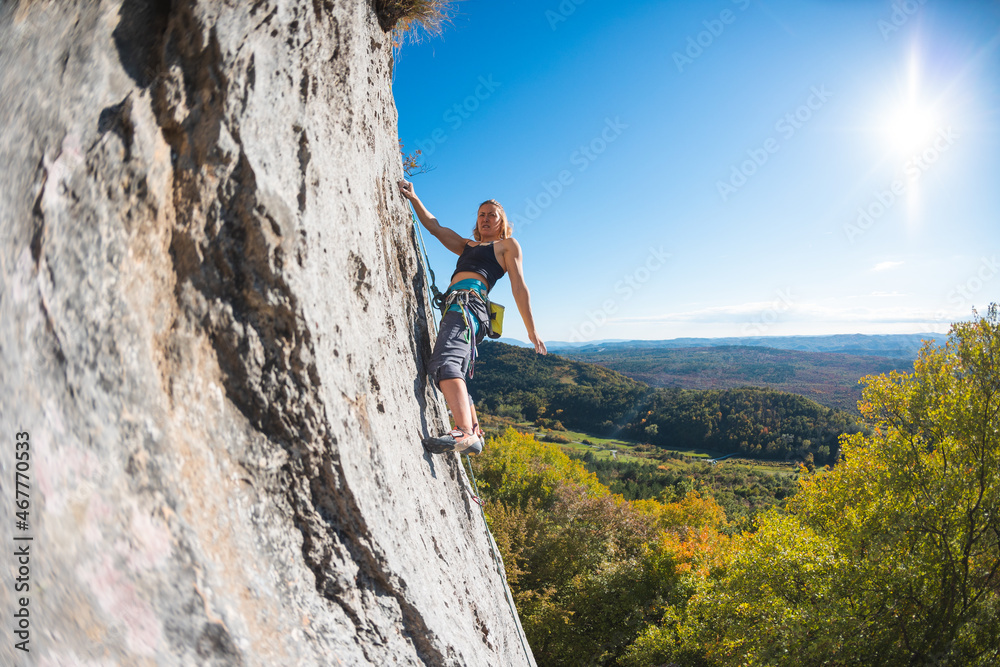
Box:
0 1 534 665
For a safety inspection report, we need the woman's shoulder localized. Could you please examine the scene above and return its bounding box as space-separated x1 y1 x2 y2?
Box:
494 238 521 271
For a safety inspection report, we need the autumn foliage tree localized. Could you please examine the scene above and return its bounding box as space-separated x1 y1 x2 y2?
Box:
632 306 1000 666
475 429 729 666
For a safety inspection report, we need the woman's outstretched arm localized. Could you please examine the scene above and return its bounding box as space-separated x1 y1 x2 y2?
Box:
505 238 547 355
398 180 468 255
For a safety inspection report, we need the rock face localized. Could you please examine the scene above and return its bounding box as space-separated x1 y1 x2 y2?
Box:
0 2 534 665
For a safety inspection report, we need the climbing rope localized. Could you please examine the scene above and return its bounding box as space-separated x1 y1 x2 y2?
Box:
462 453 535 667
409 206 443 335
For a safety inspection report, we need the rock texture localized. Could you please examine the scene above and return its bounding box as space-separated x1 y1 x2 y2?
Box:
0 1 534 665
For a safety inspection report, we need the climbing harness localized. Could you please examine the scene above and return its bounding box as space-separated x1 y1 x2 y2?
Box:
441 285 485 379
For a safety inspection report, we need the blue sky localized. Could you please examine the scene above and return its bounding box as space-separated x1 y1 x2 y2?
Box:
392 0 1000 343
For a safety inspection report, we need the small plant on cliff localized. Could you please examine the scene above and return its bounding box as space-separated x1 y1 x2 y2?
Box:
374 0 454 42
399 140 433 176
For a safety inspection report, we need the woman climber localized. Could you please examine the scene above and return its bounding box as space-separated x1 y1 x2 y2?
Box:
398 180 547 454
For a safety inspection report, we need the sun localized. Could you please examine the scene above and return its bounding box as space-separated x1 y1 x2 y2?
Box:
883 101 939 155
878 43 944 159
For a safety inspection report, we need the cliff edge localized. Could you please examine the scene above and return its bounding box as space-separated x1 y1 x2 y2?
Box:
0 1 534 665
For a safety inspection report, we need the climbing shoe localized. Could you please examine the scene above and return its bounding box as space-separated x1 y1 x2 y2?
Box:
423 429 484 455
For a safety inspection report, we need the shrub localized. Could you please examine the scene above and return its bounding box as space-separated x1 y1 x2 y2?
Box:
534 417 568 431
373 0 454 41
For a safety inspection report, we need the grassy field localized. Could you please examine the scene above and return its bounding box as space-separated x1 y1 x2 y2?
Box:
556 440 648 464
514 423 648 463
480 414 802 520
483 417 800 474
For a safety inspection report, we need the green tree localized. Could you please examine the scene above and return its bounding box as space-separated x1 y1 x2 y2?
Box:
641 307 1000 666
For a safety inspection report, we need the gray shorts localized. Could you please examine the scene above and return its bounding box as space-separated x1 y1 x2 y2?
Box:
427 298 488 387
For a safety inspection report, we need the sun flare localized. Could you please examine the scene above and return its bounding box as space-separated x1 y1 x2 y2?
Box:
877 42 946 160
884 102 939 155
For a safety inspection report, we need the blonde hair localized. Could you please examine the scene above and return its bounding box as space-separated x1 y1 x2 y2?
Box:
473 199 513 241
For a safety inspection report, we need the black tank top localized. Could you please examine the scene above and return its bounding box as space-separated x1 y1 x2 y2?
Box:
452 242 507 291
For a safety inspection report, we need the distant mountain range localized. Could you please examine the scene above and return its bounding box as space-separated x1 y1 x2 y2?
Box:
555 345 914 412
498 333 943 360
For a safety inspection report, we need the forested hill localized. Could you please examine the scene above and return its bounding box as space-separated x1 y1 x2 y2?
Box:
555 345 912 412
471 342 863 466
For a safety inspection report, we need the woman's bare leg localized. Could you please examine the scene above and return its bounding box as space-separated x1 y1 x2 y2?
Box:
439 378 474 434
469 400 481 435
